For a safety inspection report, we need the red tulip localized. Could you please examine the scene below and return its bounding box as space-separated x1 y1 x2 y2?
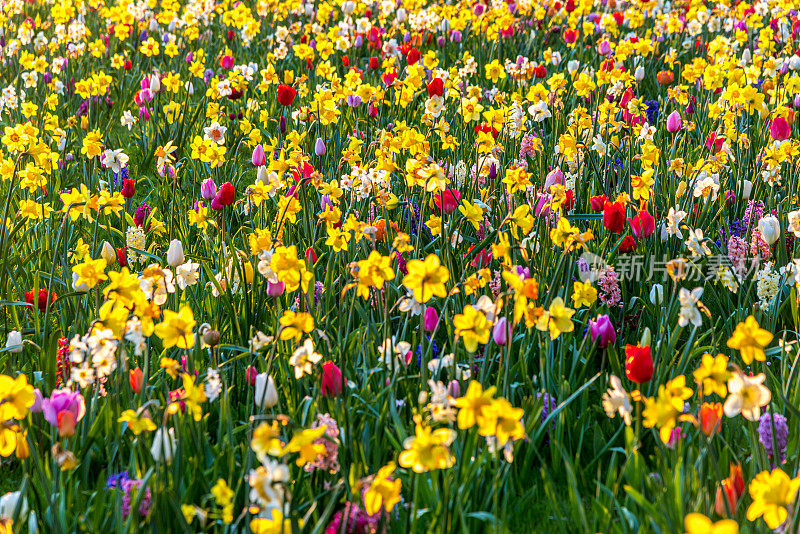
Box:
602 201 625 233
276 84 297 106
129 367 144 394
624 344 653 384
369 57 380 69
628 209 655 238
433 189 461 214
321 361 343 397
305 247 317 265
117 247 128 267
121 178 136 198
406 47 421 65
211 181 235 209
563 189 575 212
590 195 607 212
427 78 444 97
618 235 637 253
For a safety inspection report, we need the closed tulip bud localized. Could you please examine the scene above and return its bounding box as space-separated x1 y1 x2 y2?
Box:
129 367 144 393
201 178 217 200
770 116 791 141
447 380 460 398
149 74 161 92
699 402 722 437
251 144 266 166
567 59 579 73
715 478 738 516
101 241 116 264
5 330 22 353
72 272 89 293
758 214 780 245
634 65 645 81
424 307 439 331
245 365 258 386
590 194 607 212
650 284 664 305
254 373 279 408
741 180 752 199
166 239 185 267
624 344 653 384
117 247 128 267
150 427 177 463
589 315 616 348
666 110 682 132
639 327 651 347
305 247 317 265
203 329 220 348
267 280 285 297
493 317 509 345
314 137 326 156
211 181 235 209
256 166 269 185
321 361 343 397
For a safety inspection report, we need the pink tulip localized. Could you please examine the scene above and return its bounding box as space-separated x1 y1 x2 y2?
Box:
770 117 791 141
251 144 266 166
424 307 439 332
666 110 682 133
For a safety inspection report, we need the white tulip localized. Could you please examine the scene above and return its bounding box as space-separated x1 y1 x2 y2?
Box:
150 427 177 463
167 239 185 268
72 272 89 293
740 179 752 199
758 215 780 245
255 373 278 408
649 284 664 305
5 330 22 353
0 491 27 518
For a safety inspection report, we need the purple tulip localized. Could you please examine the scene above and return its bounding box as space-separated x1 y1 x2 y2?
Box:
315 138 326 156
201 178 217 200
347 94 362 107
493 317 509 345
424 307 439 332
321 194 334 211
588 315 616 348
447 380 461 398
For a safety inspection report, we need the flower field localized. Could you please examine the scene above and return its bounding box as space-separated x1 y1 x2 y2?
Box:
3 0 800 532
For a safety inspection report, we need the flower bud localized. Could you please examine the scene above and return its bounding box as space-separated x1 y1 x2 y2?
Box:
5 330 22 353
254 373 279 408
166 239 185 268
492 317 508 345
101 241 116 264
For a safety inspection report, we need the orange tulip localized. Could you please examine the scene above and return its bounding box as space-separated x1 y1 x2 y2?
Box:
129 367 144 394
699 402 723 437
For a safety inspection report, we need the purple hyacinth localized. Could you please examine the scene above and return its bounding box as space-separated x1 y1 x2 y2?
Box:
134 203 151 227
537 392 557 432
121 478 152 520
758 413 789 464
